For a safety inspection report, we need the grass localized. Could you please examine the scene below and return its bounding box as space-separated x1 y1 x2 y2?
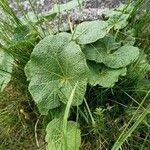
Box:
63 82 78 150
112 90 150 150
0 0 150 149
0 82 38 149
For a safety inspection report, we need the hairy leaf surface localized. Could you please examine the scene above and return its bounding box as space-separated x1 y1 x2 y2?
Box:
73 21 108 44
104 45 139 68
83 35 120 63
46 119 81 150
25 33 88 115
84 43 139 68
88 61 127 87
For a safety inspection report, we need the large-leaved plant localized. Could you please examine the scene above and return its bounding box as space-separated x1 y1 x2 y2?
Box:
25 18 140 149
1 1 149 149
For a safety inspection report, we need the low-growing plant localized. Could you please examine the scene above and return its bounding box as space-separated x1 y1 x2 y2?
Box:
0 0 149 150
24 4 149 149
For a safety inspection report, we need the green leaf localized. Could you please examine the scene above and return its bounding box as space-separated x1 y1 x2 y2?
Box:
20 11 57 25
104 10 129 30
82 35 121 63
83 38 139 68
104 45 139 68
0 50 13 91
38 13 57 25
45 119 81 150
108 13 129 30
128 52 150 79
116 4 134 14
49 0 84 15
20 12 38 25
8 25 38 64
103 3 134 30
73 20 108 44
88 61 127 87
136 53 150 73
123 36 135 46
13 25 30 41
25 32 88 115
